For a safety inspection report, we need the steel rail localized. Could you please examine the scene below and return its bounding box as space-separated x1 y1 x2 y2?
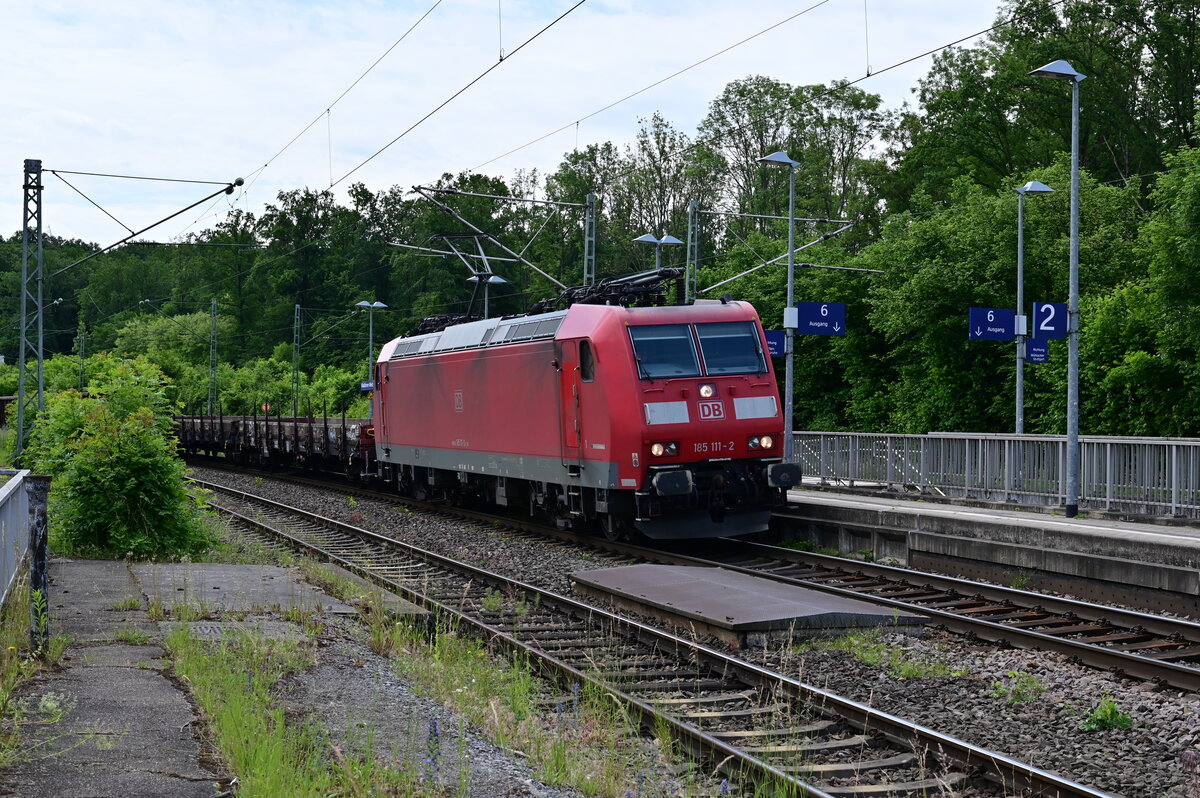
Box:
191 464 1200 690
699 540 1200 693
197 477 1112 797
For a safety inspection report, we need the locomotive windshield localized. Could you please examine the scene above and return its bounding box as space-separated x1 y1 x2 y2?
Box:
629 321 766 378
695 321 767 375
629 324 702 378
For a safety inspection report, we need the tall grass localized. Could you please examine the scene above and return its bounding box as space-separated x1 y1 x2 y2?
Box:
166 626 446 797
0 574 72 767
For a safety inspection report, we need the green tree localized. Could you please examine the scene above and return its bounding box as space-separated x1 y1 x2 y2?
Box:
22 355 212 559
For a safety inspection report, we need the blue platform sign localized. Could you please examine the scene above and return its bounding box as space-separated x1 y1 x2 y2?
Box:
968 307 1015 340
763 330 785 357
1031 301 1068 339
1026 340 1049 363
361 380 375 391
796 302 846 336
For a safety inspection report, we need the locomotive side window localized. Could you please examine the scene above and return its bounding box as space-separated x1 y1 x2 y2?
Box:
629 325 701 379
580 340 595 382
695 321 767 375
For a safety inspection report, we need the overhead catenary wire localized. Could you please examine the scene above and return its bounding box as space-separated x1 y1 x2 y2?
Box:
471 0 1066 184
49 179 245 279
240 0 445 192
50 171 134 235
471 0 832 173
332 0 587 189
48 170 233 185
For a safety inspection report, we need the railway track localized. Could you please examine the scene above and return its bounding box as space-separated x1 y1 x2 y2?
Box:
685 540 1200 692
191 462 1200 693
196 477 1110 797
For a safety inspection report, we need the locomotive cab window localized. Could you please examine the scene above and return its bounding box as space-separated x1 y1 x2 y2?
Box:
629 324 701 379
580 340 595 382
695 321 767 375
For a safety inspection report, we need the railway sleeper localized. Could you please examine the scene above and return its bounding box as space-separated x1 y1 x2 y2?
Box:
712 721 835 739
593 667 706 679
1146 644 1200 661
815 772 969 797
787 752 917 777
624 679 733 692
738 732 869 754
681 703 788 719
648 690 756 705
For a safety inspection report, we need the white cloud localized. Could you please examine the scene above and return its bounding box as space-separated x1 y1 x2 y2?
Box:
3 0 1000 245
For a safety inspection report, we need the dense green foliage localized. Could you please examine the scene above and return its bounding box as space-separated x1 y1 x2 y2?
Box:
2 0 1197 435
19 356 213 559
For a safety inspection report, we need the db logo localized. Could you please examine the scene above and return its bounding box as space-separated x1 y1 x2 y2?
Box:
698 401 725 420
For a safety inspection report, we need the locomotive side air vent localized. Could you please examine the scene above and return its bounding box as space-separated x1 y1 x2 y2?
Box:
498 313 564 344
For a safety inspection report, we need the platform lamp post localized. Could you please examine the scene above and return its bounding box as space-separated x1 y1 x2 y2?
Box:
1030 59 1085 517
467 274 507 318
356 300 386 419
633 233 684 270
758 150 801 464
1014 180 1054 435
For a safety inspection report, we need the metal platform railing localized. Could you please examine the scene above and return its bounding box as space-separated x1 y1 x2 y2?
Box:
0 470 31 606
794 432 1200 519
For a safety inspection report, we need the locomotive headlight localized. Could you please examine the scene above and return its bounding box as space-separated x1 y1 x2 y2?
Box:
698 383 716 398
748 435 775 450
650 442 679 457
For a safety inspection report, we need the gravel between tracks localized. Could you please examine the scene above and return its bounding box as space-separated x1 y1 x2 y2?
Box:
194 466 1200 797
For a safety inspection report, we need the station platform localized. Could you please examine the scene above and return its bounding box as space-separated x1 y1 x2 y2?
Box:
779 487 1200 614
0 559 424 798
571 563 926 649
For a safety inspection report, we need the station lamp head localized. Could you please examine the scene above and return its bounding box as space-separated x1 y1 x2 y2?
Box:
1016 181 1055 196
1029 60 1086 83
757 151 800 169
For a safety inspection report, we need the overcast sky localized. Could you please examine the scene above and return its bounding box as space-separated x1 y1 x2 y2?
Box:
4 1 1002 247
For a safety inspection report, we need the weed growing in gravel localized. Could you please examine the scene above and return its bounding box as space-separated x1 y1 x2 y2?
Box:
481 588 503 612
109 596 142 611
202 521 287 565
282 605 325 637
797 628 967 679
780 539 841 556
296 562 361 606
171 601 213 622
988 671 1045 705
390 617 662 796
114 627 151 644
146 598 167 621
1079 696 1134 731
167 626 441 796
1008 571 1032 590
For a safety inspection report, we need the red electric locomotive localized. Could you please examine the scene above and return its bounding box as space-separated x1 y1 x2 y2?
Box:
371 298 800 539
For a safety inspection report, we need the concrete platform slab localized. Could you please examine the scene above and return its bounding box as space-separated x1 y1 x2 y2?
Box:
172 619 308 642
0 663 218 798
66 642 168 668
571 564 925 649
132 563 356 614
